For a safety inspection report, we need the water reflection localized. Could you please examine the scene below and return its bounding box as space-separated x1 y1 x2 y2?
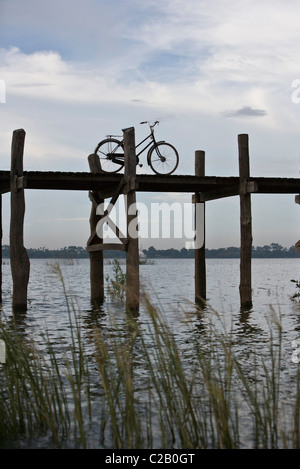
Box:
1 257 300 448
85 302 106 328
1 257 299 372
238 307 264 336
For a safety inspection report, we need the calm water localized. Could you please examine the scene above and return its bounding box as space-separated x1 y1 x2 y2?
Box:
1 257 300 447
2 257 300 369
2 257 299 335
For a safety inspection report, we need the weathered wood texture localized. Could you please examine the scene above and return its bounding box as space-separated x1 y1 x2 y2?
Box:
1 171 299 195
10 129 30 312
2 129 300 312
238 134 252 309
88 154 104 304
0 194 2 303
124 127 139 314
295 195 300 251
194 150 206 305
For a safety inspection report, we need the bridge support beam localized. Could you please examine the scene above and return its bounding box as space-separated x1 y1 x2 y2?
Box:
124 127 140 315
88 153 105 306
194 150 206 306
87 128 140 315
10 129 30 312
238 134 253 309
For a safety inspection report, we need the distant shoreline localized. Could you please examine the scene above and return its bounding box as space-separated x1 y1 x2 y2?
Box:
1 244 300 259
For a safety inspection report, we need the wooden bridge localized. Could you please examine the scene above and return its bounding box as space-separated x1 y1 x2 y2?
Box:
1 169 299 196
2 128 300 314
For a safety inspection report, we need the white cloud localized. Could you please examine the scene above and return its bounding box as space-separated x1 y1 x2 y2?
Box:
0 0 299 249
1 0 299 124
222 106 267 118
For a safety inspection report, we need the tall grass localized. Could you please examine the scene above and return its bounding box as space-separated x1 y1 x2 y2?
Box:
0 262 300 448
105 258 126 303
0 263 94 448
0 319 70 447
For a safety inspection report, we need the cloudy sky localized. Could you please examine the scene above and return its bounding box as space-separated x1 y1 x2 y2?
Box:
0 0 299 249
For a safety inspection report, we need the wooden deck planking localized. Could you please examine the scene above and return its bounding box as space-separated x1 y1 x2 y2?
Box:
0 170 299 196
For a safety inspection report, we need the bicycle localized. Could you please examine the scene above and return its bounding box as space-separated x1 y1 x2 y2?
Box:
94 121 179 175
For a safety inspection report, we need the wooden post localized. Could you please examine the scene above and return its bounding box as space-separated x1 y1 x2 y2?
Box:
88 154 104 305
124 127 139 314
10 129 30 312
0 194 2 304
194 150 206 305
295 195 300 252
238 134 253 309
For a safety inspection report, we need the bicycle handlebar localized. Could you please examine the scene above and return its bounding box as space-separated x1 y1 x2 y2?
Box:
140 120 159 128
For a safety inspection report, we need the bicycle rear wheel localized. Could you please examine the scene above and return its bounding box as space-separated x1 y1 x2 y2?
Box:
95 138 124 173
148 142 179 175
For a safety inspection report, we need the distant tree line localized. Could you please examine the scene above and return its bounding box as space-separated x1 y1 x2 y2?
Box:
1 245 125 259
145 244 300 258
142 243 300 259
1 243 299 259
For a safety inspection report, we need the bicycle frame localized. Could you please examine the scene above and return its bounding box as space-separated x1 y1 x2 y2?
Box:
105 121 165 167
97 120 179 174
135 132 154 158
126 122 165 165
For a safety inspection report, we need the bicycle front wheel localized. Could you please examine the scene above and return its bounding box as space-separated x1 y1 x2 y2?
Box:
148 143 179 175
95 138 124 173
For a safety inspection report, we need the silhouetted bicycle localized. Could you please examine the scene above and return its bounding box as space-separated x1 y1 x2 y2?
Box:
94 121 179 175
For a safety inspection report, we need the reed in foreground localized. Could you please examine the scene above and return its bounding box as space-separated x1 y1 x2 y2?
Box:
0 266 300 448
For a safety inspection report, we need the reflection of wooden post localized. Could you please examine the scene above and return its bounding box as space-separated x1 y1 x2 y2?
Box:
124 127 139 314
238 134 252 309
10 129 30 312
194 150 206 305
88 154 104 305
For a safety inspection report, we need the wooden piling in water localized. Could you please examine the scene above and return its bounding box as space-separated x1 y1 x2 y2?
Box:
87 153 105 305
2 127 298 314
238 134 253 309
295 195 300 252
194 150 206 305
124 127 140 314
0 194 2 304
10 129 30 312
